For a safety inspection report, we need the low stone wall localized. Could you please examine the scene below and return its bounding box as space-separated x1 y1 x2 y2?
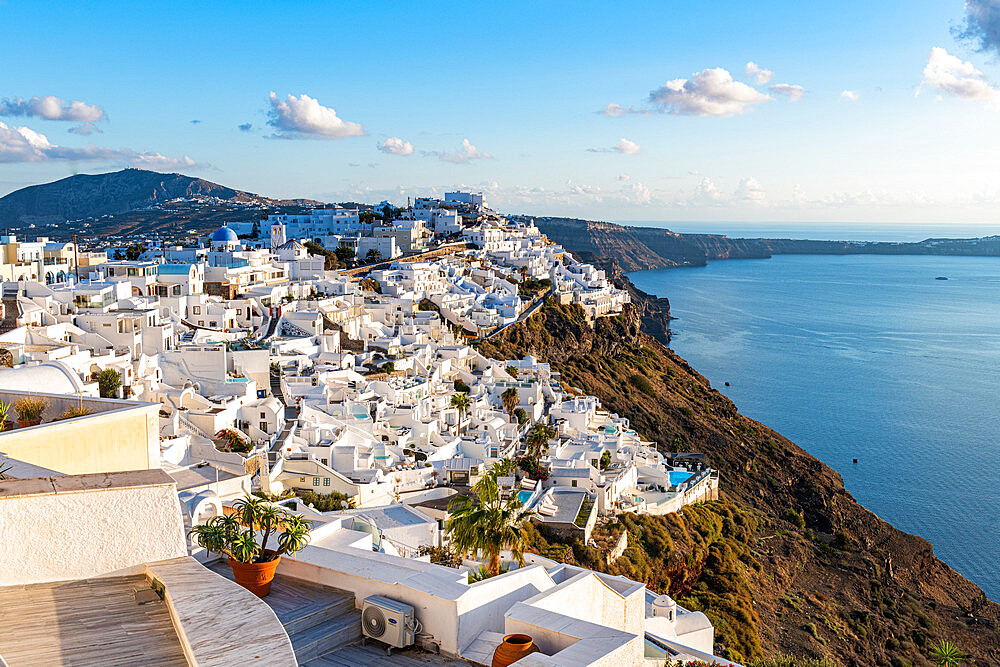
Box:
0 390 159 475
606 530 628 566
0 469 187 586
146 556 295 667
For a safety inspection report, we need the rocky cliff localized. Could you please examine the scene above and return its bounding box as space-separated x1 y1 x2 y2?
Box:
532 216 1000 271
477 302 1000 665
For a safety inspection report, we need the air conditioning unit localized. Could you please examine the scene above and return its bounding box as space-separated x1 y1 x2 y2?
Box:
361 595 416 654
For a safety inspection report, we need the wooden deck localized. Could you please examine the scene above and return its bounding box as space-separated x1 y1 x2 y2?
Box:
0 575 188 667
206 559 352 625
306 642 476 666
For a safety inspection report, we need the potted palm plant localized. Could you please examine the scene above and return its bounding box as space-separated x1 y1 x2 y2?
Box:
14 396 48 428
189 496 312 597
0 400 11 431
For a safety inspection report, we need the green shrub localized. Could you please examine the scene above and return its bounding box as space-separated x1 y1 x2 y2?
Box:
14 396 47 422
783 508 806 530
749 656 838 667
96 368 122 398
629 373 656 397
297 489 352 511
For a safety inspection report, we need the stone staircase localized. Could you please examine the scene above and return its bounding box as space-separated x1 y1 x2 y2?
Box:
207 563 361 664
270 371 285 402
286 596 361 664
0 283 21 334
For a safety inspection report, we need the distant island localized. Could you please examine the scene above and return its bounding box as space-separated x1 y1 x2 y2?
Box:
525 216 1000 273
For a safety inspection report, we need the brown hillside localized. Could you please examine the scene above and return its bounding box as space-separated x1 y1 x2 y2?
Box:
477 302 1000 665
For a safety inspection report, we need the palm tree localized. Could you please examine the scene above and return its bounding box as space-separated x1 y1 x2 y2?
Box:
189 496 312 564
525 423 556 459
451 392 471 433
447 458 532 578
931 640 964 667
501 387 519 422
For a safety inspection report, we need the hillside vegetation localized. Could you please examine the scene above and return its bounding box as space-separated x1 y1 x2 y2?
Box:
478 302 1000 665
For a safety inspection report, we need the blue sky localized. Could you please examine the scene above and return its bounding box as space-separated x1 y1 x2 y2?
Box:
3 0 1000 224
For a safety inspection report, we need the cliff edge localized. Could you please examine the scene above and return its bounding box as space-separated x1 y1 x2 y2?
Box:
477 302 1000 665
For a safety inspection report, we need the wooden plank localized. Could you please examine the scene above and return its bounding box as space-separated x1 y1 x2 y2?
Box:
0 575 188 666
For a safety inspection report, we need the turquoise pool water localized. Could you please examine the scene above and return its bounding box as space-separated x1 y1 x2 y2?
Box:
517 490 533 504
669 471 692 486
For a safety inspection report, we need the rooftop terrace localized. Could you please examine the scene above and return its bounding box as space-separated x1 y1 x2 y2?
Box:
0 575 187 666
206 560 473 666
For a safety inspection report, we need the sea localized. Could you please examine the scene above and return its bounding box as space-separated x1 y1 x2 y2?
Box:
627 226 1000 601
618 220 1000 243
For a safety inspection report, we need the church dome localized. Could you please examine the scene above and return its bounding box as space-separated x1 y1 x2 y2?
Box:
211 225 239 243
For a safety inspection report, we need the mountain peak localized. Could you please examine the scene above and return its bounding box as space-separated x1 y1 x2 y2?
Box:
0 169 317 225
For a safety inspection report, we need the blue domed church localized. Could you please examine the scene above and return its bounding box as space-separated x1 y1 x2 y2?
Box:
209 225 240 251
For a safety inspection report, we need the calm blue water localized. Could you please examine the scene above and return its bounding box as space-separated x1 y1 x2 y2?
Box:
630 254 1000 600
669 471 693 486
616 221 1000 243
517 490 533 504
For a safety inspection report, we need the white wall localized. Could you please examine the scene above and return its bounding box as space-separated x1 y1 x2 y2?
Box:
0 470 187 586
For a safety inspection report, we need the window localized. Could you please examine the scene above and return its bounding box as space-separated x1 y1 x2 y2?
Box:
323 478 330 487
312 477 321 486
321 459 327 465
260 422 268 432
192 306 201 315
571 480 578 487
260 411 266 419
209 321 217 328
127 268 137 276
172 285 182 296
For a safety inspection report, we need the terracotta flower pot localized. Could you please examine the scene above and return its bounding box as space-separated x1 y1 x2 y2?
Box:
492 634 540 667
17 419 40 428
229 554 281 597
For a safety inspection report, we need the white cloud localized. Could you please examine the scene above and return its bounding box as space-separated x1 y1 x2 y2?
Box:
692 177 723 202
266 92 365 139
745 62 774 85
954 0 1000 56
840 90 860 102
379 137 414 156
622 181 651 204
588 138 641 154
599 103 630 117
614 138 640 154
425 138 493 164
0 121 205 168
617 173 631 181
0 95 105 122
735 176 767 204
769 84 804 101
919 47 1000 108
67 122 102 136
600 103 626 117
649 67 772 116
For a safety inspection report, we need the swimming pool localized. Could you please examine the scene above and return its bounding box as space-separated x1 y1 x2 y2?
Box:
517 490 533 504
669 471 692 486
